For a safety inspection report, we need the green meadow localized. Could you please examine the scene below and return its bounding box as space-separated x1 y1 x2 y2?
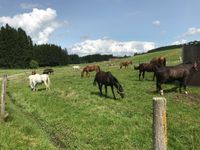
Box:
0 48 200 150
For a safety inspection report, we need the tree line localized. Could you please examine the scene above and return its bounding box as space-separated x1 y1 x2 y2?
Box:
0 24 117 68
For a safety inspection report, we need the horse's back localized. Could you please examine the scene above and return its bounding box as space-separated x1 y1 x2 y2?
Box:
156 64 191 81
41 74 49 80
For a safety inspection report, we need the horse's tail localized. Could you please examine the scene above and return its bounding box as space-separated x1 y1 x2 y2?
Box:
163 57 166 66
154 65 160 72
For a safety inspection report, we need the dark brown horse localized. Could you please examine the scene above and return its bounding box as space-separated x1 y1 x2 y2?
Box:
155 62 198 95
120 60 133 69
93 71 124 99
81 65 100 77
134 63 156 80
43 68 54 75
150 56 166 67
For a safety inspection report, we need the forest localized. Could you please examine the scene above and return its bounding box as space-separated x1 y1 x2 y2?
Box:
0 24 116 68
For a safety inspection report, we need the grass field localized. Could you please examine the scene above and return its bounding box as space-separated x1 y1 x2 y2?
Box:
1 48 200 149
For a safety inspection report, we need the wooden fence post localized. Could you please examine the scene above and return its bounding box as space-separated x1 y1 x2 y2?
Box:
1 75 7 122
153 97 167 150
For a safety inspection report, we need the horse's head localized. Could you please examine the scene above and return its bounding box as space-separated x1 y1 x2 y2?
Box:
32 70 36 75
117 83 125 98
129 61 133 65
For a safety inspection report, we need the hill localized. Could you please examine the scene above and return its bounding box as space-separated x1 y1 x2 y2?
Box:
0 48 200 149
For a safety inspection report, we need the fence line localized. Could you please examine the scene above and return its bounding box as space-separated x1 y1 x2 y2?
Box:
0 75 8 122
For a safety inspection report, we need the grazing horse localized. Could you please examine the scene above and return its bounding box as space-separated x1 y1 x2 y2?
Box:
150 56 166 67
28 74 50 91
73 65 80 70
134 63 156 80
120 60 133 69
93 71 124 99
155 62 198 95
43 68 54 75
81 65 100 77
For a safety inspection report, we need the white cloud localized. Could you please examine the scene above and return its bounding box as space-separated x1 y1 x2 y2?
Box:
69 39 156 56
172 39 187 45
0 8 61 44
20 3 42 10
182 27 200 37
152 20 161 26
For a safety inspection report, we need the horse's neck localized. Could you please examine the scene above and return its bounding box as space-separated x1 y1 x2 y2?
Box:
113 81 120 89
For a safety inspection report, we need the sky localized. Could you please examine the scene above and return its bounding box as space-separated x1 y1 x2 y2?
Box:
0 0 200 56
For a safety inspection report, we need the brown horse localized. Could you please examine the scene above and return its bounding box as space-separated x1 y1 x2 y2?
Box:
150 57 166 67
81 65 100 77
134 63 156 80
155 62 198 95
120 60 133 69
93 71 124 99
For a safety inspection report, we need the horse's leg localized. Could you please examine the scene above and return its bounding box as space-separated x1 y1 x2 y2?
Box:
153 72 155 81
105 85 108 97
44 81 48 90
139 71 141 80
142 71 145 80
87 71 90 77
32 81 36 91
30 81 34 91
179 80 182 93
156 80 163 95
98 83 102 96
183 78 188 95
111 85 116 99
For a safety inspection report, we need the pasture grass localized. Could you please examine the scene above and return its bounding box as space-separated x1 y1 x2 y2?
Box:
1 48 200 149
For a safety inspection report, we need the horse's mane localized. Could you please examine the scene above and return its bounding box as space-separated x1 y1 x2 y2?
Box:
107 71 119 83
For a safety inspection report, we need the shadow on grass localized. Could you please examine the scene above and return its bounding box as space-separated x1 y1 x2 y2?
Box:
90 91 119 100
133 79 155 82
147 86 179 95
37 88 47 91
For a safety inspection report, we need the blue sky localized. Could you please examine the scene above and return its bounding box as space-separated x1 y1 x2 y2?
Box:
0 0 200 56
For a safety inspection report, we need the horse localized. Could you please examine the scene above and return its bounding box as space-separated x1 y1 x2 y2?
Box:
93 71 124 99
81 65 100 77
28 73 50 91
155 62 198 95
73 65 80 70
150 56 166 67
120 60 132 69
43 68 54 75
134 63 156 80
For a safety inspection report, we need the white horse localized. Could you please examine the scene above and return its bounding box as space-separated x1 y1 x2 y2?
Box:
28 74 50 91
73 65 80 70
